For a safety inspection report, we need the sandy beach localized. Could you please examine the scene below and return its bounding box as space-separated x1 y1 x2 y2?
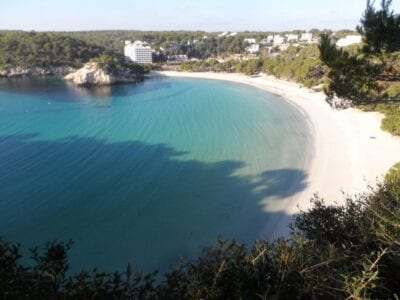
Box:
157 71 400 218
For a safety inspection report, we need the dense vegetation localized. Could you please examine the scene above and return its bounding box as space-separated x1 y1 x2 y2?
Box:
179 44 325 87
38 30 252 59
54 31 288 57
57 30 212 55
0 28 357 83
357 0 400 54
1 164 399 299
55 29 347 59
1 29 340 62
263 44 326 87
0 31 151 76
0 31 105 70
179 58 262 76
318 0 400 138
319 0 400 104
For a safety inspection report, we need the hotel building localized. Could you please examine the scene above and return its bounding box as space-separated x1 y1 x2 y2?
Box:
124 41 153 64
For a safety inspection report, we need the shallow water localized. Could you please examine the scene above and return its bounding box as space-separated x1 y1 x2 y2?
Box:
0 76 312 273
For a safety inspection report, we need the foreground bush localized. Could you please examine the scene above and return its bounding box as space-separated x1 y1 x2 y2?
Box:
1 169 400 299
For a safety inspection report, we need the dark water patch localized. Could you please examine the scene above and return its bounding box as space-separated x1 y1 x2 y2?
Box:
257 169 308 198
0 76 173 103
0 133 307 273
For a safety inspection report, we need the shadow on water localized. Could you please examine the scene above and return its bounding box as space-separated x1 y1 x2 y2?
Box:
0 76 174 102
257 169 308 198
0 133 309 274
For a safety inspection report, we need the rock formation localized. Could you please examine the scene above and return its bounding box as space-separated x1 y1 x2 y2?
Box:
0 66 76 78
64 62 139 86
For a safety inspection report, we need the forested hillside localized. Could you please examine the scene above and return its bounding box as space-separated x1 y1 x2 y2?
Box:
0 31 105 70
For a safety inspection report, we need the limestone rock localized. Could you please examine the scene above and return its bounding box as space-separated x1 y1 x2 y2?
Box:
64 63 115 86
64 62 139 86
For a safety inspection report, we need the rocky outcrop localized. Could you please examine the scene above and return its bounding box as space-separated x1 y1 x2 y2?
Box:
0 67 30 77
0 62 141 86
63 62 140 86
0 66 76 78
64 63 112 86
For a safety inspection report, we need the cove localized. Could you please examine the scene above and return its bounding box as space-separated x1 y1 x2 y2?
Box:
0 76 312 273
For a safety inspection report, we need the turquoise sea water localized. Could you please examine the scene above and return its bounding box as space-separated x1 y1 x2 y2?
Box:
0 75 312 273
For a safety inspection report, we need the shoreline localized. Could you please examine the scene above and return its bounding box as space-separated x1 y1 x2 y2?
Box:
155 71 400 218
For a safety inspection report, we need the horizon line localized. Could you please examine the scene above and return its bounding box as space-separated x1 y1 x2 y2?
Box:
0 28 357 33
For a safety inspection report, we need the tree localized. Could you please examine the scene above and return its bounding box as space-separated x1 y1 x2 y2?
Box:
263 45 325 88
319 34 382 103
0 32 106 70
319 0 400 104
357 0 400 54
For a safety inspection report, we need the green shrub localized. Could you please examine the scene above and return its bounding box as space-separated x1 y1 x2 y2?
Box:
263 45 326 87
358 103 400 136
376 104 400 135
385 162 400 184
384 83 400 99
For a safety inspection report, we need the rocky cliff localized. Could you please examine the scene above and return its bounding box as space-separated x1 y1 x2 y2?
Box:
64 62 139 86
0 66 76 78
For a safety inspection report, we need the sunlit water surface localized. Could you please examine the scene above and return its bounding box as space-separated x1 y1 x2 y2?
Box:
0 76 312 273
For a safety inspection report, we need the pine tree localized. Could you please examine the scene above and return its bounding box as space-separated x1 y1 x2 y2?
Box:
357 0 400 54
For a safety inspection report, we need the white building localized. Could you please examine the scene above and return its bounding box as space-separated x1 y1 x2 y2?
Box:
300 33 313 43
124 41 152 64
259 39 270 45
218 32 229 37
336 35 362 47
244 38 256 44
273 35 284 46
246 44 260 53
287 34 299 42
260 35 274 45
229 32 238 36
167 54 189 62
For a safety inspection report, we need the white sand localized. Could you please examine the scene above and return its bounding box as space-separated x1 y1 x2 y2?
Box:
156 71 400 218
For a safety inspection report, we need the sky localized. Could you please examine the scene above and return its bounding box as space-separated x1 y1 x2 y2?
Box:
1 0 400 32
